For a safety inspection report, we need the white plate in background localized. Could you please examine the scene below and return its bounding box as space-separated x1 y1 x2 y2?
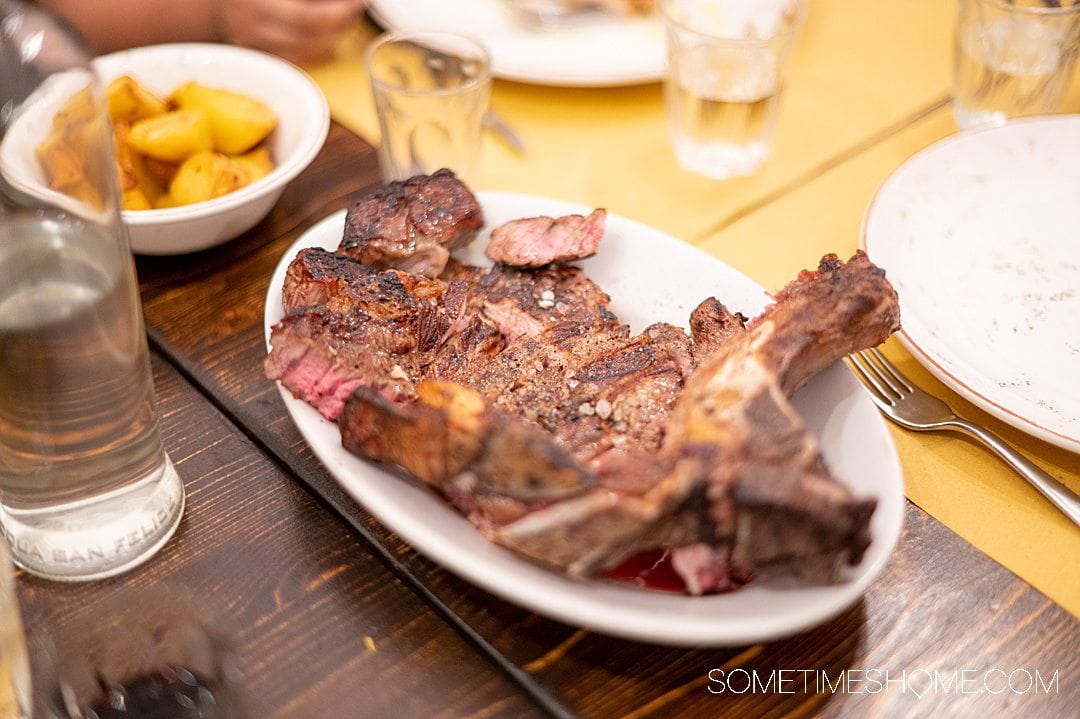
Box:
367 0 666 86
265 192 905 646
862 116 1080 454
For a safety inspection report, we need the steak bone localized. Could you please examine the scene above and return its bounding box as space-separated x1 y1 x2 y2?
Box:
339 380 596 501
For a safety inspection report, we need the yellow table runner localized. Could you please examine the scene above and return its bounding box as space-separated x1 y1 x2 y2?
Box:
306 0 1080 616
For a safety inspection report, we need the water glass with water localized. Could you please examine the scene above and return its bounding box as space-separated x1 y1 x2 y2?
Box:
0 0 185 581
953 0 1080 130
367 31 492 184
661 0 807 180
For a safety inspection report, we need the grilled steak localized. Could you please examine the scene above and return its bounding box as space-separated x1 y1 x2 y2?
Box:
338 169 483 278
266 173 900 594
490 253 897 586
265 247 447 419
486 208 606 267
662 253 896 580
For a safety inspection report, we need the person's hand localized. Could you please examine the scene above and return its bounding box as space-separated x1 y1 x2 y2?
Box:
219 0 368 66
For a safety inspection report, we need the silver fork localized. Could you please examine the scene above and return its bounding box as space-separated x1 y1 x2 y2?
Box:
848 348 1080 527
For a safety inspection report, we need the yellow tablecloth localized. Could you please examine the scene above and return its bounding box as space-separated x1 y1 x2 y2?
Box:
306 0 1080 616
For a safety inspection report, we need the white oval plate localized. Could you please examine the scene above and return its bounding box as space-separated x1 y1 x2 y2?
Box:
265 192 904 646
367 0 666 87
862 116 1080 454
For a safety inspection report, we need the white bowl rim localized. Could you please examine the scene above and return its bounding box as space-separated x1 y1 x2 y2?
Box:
92 43 330 226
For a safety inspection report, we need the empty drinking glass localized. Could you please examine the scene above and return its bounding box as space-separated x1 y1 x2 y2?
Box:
367 31 492 184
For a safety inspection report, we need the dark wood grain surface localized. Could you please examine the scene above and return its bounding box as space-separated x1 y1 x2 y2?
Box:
16 123 1078 719
16 353 548 719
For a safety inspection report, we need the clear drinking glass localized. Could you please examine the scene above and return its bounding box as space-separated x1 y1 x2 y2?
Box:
0 0 185 581
661 0 807 180
952 0 1080 130
31 588 246 718
366 30 492 184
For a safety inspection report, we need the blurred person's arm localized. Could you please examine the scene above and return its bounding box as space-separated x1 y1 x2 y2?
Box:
38 0 366 65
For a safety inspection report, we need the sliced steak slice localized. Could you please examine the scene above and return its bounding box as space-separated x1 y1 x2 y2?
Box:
431 264 629 413
538 322 694 462
339 169 484 278
282 247 445 316
265 305 421 420
267 248 450 420
282 246 371 312
486 209 606 268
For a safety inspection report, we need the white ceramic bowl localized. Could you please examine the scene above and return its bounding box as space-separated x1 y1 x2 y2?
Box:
97 43 329 254
0 43 329 255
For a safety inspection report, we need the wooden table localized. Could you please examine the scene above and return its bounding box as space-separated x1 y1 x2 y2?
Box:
14 123 1079 718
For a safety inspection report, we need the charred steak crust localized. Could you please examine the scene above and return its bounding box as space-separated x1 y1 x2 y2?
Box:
339 168 484 278
266 173 901 595
749 252 901 397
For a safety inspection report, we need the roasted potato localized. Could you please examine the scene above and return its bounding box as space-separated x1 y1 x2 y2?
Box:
141 156 180 189
113 120 167 210
37 86 110 210
42 75 277 211
112 120 139 191
232 146 274 183
106 75 169 123
121 186 154 210
166 151 251 206
52 87 97 129
37 126 85 190
127 109 215 162
171 82 277 154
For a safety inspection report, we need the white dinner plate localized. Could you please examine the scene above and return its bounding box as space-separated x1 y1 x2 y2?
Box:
367 0 666 86
862 116 1080 454
264 191 904 646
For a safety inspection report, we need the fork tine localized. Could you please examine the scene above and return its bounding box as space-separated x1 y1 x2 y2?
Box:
847 351 896 406
856 349 906 398
867 347 915 394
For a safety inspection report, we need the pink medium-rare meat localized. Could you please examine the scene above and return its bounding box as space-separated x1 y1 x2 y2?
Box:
485 209 606 268
266 248 448 420
265 303 426 421
338 169 484 278
265 173 902 594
